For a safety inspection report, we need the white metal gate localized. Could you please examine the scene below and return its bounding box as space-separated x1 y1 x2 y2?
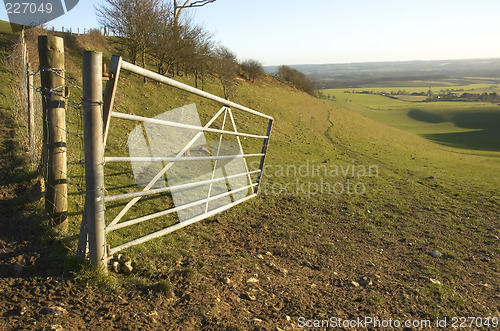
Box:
77 52 273 269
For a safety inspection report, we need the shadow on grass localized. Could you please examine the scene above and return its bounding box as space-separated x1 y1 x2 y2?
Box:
408 108 500 152
0 108 77 279
408 108 445 124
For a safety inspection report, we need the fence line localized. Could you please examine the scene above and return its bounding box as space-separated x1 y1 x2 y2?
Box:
20 27 39 168
16 34 274 271
49 26 118 37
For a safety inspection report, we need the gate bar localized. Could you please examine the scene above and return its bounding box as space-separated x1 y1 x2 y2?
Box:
105 169 261 203
111 111 268 139
227 108 253 188
108 106 228 227
104 154 264 163
205 109 228 213
108 193 257 256
106 183 258 232
103 55 122 147
120 60 273 121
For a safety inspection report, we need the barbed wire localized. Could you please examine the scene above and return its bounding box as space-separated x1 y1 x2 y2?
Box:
27 66 86 243
30 66 84 108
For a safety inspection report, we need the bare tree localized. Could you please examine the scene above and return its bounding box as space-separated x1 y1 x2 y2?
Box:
151 10 212 78
96 0 217 81
240 59 264 83
189 29 214 89
151 3 177 75
173 0 216 27
167 0 216 75
96 0 162 68
213 46 238 100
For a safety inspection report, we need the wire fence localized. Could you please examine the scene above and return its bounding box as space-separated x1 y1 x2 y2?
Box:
36 67 86 233
48 26 118 37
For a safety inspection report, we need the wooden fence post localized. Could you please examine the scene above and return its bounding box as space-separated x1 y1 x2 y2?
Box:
82 50 107 270
38 35 68 231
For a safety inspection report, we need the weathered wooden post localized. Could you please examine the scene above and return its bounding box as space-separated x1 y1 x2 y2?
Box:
82 50 107 270
38 36 68 231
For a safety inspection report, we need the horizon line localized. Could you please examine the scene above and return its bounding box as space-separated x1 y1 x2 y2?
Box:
264 56 500 68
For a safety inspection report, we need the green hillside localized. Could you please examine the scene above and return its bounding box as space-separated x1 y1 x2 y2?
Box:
0 20 23 33
1 31 499 329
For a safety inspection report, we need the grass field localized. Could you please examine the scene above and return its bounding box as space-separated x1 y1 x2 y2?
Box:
322 87 500 155
335 80 500 94
1 30 499 329
354 79 500 90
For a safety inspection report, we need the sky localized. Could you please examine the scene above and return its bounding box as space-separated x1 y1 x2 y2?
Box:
2 0 500 66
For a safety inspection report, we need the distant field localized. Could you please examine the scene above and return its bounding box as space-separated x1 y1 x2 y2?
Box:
361 80 460 88
392 95 428 102
339 82 500 95
356 77 500 88
322 87 500 154
287 58 500 89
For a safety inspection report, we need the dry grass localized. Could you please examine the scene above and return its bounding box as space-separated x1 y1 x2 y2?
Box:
63 28 108 52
